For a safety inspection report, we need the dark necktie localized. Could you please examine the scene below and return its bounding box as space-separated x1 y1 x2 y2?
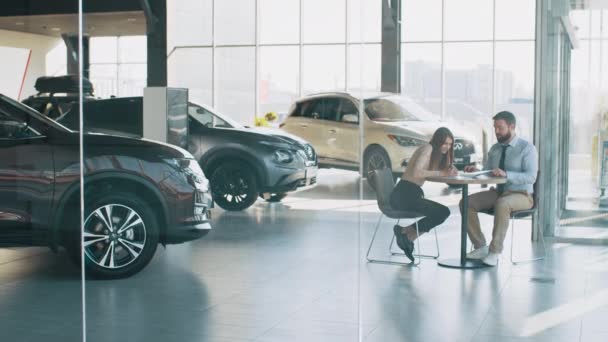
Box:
497 145 508 194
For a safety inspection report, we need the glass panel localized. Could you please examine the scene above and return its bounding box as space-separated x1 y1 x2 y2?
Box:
402 0 442 42
494 41 535 139
260 0 300 44
167 0 213 51
302 0 346 44
348 0 381 43
401 43 442 114
444 42 493 123
168 48 213 105
259 46 299 122
118 64 146 97
348 44 381 92
118 36 146 63
495 0 536 40
570 10 590 39
0 7 83 342
591 10 602 39
302 45 346 94
89 64 119 98
215 47 255 125
214 0 256 45
90 37 118 64
444 0 493 41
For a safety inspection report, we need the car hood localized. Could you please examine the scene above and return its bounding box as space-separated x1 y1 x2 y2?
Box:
207 125 311 147
375 120 476 142
79 132 192 159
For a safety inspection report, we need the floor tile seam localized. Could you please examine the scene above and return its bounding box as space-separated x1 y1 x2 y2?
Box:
249 289 334 341
470 269 515 341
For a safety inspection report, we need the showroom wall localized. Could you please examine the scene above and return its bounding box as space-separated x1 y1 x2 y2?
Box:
166 0 535 142
0 29 62 99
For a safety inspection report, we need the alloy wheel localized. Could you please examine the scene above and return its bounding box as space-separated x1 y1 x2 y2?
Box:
83 204 147 269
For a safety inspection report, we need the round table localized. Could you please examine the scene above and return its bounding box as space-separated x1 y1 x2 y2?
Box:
426 175 507 269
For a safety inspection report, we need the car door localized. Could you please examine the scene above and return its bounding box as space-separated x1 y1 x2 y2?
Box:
325 98 361 166
281 98 332 158
0 108 54 244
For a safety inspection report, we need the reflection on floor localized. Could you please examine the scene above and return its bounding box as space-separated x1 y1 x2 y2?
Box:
1 169 607 342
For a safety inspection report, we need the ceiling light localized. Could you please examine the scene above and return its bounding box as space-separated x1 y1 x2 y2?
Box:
15 22 25 26
51 27 61 31
127 18 137 22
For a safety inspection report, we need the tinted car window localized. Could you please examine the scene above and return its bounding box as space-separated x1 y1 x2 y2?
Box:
303 98 340 121
0 109 41 139
338 99 358 122
189 105 232 128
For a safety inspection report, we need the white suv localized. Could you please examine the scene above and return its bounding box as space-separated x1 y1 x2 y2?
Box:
280 92 483 176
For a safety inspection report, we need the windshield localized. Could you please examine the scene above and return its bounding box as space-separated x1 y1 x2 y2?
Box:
364 95 440 122
188 102 243 129
0 94 72 134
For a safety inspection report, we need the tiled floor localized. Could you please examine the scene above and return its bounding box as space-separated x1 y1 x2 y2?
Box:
1 169 607 342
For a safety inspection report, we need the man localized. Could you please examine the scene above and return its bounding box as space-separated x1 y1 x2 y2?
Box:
461 111 538 266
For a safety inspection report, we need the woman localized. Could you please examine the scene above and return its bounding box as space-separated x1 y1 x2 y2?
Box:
390 127 457 262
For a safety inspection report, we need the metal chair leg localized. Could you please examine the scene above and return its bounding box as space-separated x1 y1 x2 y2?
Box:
510 217 547 265
366 215 417 266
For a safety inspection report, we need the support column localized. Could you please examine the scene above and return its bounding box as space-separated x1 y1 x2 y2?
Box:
381 0 401 93
143 0 167 86
63 34 89 79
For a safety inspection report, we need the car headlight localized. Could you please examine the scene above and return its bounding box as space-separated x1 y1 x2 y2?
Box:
273 149 294 164
163 158 209 190
387 135 427 147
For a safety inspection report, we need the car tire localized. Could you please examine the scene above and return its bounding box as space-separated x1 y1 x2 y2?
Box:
363 146 392 176
210 162 259 211
69 192 160 279
259 192 287 202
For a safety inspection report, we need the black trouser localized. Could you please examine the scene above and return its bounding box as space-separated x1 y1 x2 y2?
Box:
389 180 451 233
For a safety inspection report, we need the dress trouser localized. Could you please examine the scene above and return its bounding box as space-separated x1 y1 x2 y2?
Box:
390 180 450 233
459 189 533 253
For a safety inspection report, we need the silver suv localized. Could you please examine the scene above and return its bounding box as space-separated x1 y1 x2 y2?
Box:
280 92 483 176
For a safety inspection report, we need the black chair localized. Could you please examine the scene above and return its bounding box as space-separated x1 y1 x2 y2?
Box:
479 173 545 264
366 168 440 266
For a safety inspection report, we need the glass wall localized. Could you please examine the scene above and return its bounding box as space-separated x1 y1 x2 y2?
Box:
0 10 84 342
402 0 536 144
167 0 382 126
567 8 608 212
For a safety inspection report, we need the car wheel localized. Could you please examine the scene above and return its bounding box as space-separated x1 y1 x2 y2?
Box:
210 162 258 211
79 192 159 279
364 147 391 176
259 192 287 202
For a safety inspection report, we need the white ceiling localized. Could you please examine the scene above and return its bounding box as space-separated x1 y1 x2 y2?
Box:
0 11 145 37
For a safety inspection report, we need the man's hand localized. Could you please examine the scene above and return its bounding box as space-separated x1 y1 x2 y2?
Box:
464 164 478 173
492 168 507 177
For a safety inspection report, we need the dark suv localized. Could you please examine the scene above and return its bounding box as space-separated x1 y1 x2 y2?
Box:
52 96 318 211
1 94 213 279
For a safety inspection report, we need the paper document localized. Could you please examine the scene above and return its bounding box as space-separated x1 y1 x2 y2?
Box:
458 170 494 178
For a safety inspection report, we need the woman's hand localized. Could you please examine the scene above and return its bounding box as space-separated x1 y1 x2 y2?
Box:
441 165 458 177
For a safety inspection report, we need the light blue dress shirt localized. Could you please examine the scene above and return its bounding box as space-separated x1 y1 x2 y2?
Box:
483 136 538 194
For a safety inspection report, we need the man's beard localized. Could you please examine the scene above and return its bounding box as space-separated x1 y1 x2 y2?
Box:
496 132 512 143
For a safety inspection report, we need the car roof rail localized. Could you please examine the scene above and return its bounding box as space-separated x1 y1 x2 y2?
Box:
303 91 352 97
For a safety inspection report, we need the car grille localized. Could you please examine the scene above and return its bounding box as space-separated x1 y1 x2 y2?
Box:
453 139 475 158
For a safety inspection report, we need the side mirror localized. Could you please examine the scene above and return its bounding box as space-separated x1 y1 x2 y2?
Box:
196 108 205 114
342 114 358 124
